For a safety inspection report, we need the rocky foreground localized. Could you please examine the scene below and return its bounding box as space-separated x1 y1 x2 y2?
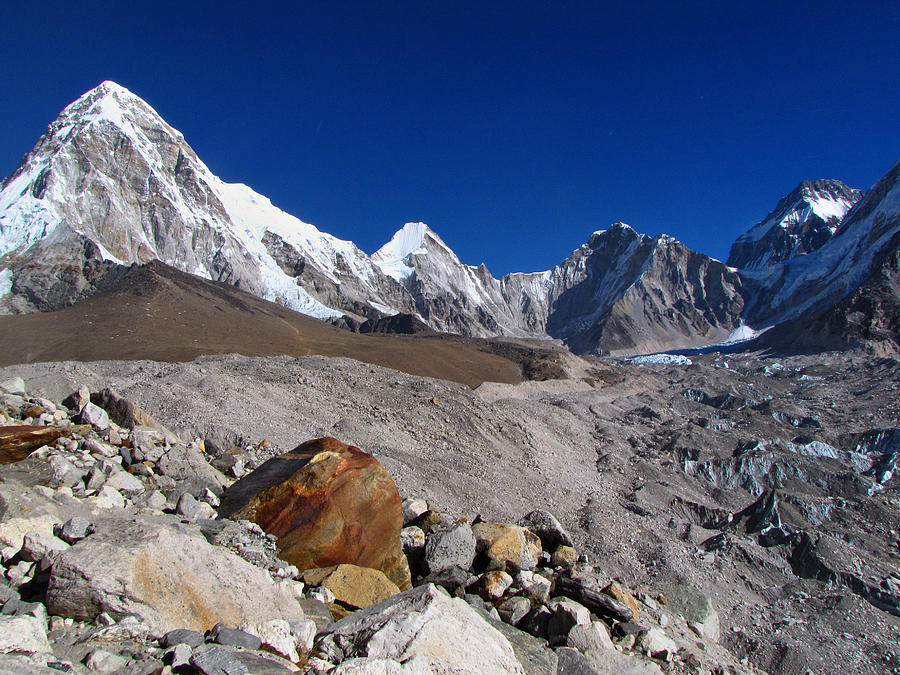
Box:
0 375 763 674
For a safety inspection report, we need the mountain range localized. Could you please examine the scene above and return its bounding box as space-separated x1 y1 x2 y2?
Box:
1 81 898 356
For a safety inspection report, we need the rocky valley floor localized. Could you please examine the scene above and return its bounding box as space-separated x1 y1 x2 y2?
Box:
0 348 898 674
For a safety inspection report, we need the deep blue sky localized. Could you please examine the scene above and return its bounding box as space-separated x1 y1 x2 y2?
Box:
2 1 898 275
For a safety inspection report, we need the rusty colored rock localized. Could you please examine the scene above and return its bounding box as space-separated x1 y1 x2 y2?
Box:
0 426 68 465
220 437 411 590
471 522 542 572
603 581 640 623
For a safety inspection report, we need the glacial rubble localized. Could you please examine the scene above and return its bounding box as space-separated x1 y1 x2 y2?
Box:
0 375 766 674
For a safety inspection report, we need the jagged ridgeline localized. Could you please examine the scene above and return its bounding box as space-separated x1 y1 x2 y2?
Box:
6 83 896 356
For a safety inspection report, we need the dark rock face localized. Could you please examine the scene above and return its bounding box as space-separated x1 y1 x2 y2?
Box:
728 179 861 271
544 225 745 355
219 437 411 590
359 313 435 335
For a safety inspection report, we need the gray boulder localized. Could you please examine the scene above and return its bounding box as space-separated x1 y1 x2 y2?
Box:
46 518 305 635
424 522 476 574
518 510 573 550
316 583 524 674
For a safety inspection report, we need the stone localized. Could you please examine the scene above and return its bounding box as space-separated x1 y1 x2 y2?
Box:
516 571 551 603
48 455 85 488
422 565 475 596
189 645 250 675
208 623 262 650
56 517 94 544
138 490 169 510
0 615 51 654
332 658 404 674
424 522 476 574
480 570 514 600
87 615 152 641
558 647 666 675
316 583 524 674
402 498 429 525
567 621 614 652
191 643 300 674
520 606 552 639
554 576 635 623
550 545 578 568
102 465 145 495
158 444 230 491
0 654 71 674
301 564 400 610
603 581 640 622
77 403 109 431
89 485 125 510
166 643 193 669
130 427 169 463
655 583 720 642
497 596 531 626
518 509 573 550
20 529 68 563
0 377 26 396
176 492 204 519
547 597 591 645
635 627 679 659
94 388 172 435
473 606 559 675
239 619 298 662
0 426 69 465
84 649 128 672
288 617 317 652
219 437 411 590
83 437 119 458
472 522 541 572
45 518 305 635
161 628 205 648
400 526 425 552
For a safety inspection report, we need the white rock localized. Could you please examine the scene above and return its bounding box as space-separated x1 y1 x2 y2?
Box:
21 529 69 562
0 377 26 396
84 648 128 672
567 621 614 652
102 467 145 495
89 486 125 510
636 627 679 658
240 618 298 662
82 437 120 458
401 498 428 525
0 615 51 654
316 583 523 674
310 587 335 604
332 658 404 674
79 403 110 431
289 617 317 653
400 526 425 552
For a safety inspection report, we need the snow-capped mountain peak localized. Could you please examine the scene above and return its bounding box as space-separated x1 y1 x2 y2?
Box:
372 222 462 281
727 179 861 270
0 81 414 319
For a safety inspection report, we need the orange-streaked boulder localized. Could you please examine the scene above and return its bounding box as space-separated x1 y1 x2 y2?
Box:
0 425 78 465
219 437 411 589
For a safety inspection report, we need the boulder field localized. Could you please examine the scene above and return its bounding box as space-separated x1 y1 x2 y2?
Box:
0 376 761 673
